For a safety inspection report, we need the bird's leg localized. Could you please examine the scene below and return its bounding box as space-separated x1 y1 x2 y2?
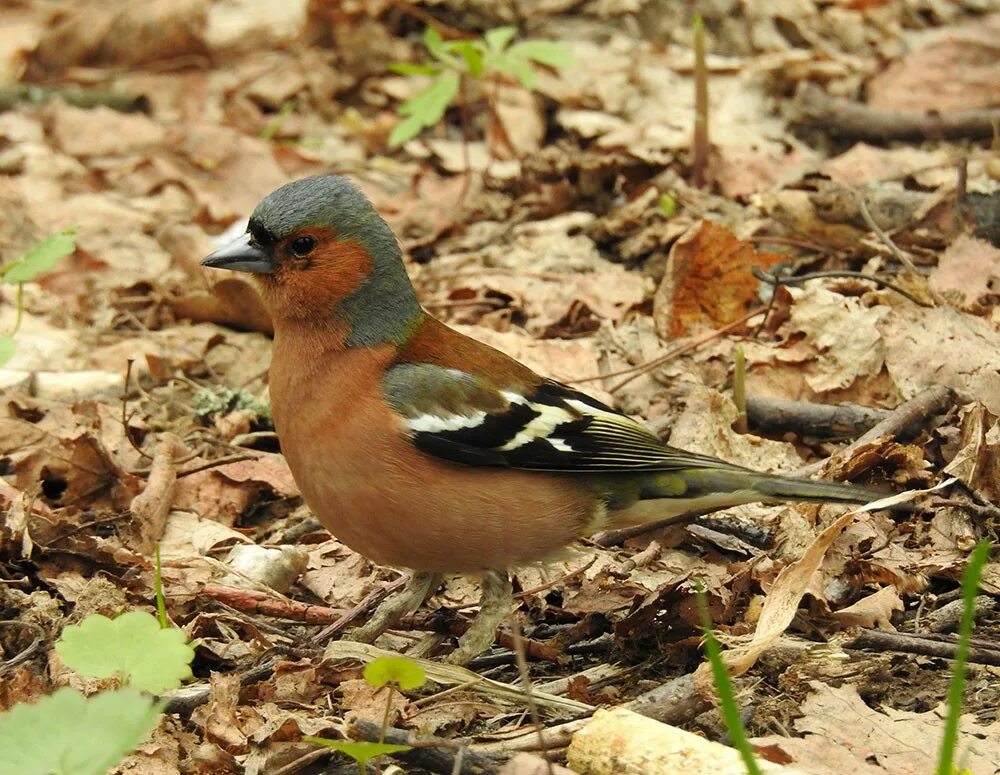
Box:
345 571 442 644
444 569 513 665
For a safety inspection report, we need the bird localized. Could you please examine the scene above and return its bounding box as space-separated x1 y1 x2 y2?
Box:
201 175 887 664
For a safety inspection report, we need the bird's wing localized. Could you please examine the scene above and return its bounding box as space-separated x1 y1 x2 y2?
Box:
382 363 744 473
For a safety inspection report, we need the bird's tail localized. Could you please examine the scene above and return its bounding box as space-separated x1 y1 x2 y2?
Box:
610 466 892 529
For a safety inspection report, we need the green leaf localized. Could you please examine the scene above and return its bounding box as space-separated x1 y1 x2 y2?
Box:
55 611 194 693
423 26 446 58
658 192 677 217
0 337 14 368
398 70 459 120
304 738 411 765
388 114 427 148
446 40 484 76
483 26 517 53
391 70 460 147
2 230 76 284
388 61 440 76
363 656 426 690
0 687 163 775
504 54 537 90
508 39 575 69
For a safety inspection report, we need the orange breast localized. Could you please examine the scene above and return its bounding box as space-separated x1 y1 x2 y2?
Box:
269 336 596 573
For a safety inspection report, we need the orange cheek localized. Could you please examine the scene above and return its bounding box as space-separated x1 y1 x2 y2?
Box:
260 241 373 320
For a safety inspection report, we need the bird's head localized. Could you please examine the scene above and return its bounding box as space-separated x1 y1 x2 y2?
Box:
201 175 421 345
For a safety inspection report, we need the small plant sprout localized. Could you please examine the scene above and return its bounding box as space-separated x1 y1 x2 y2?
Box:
0 597 194 773
388 26 573 148
305 655 427 774
935 540 991 775
696 584 763 775
0 229 76 367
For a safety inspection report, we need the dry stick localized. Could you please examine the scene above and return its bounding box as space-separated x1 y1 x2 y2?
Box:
309 574 411 644
121 359 153 461
795 384 953 477
855 193 922 278
200 585 347 625
746 395 892 438
573 307 764 391
752 266 928 307
350 719 502 775
790 82 1000 140
0 621 44 676
509 616 555 775
849 629 1000 668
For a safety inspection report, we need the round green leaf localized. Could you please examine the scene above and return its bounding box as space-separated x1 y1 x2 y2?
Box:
304 738 411 765
0 687 163 775
363 656 426 690
55 611 194 693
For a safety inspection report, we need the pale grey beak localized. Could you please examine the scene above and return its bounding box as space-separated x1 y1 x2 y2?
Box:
201 232 275 274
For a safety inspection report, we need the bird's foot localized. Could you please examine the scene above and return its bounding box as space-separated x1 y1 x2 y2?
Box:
344 571 441 644
443 569 513 665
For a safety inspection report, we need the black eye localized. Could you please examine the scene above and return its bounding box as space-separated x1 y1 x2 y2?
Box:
290 235 315 257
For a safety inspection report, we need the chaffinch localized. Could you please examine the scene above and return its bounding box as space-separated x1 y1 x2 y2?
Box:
202 175 885 664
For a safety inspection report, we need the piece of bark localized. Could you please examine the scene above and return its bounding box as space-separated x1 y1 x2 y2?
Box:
746 396 891 437
126 434 185 554
567 707 806 774
796 385 953 477
790 82 1000 141
848 629 1000 667
924 596 997 633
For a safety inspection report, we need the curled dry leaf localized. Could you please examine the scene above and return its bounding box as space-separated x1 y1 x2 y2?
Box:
944 402 1000 503
830 586 904 630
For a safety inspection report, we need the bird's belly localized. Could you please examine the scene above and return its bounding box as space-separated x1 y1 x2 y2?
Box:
273 377 594 573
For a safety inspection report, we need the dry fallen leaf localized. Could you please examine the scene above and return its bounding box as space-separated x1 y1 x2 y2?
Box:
758 681 1000 775
654 220 784 338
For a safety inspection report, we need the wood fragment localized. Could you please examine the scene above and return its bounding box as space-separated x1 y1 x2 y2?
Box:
796 385 953 477
746 395 891 437
791 82 1000 140
848 628 1000 667
567 707 806 774
126 433 184 554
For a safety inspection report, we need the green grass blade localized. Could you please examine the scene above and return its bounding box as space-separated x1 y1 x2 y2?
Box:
935 540 991 775
697 588 763 775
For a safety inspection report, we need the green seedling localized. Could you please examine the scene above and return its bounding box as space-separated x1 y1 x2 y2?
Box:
936 540 991 775
0 584 194 773
696 586 763 775
307 655 427 774
0 230 76 367
388 25 573 148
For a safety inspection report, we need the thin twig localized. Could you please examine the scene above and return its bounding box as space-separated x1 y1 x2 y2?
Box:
571 307 763 390
0 621 44 676
121 359 153 461
751 267 927 307
510 615 554 775
855 192 921 276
